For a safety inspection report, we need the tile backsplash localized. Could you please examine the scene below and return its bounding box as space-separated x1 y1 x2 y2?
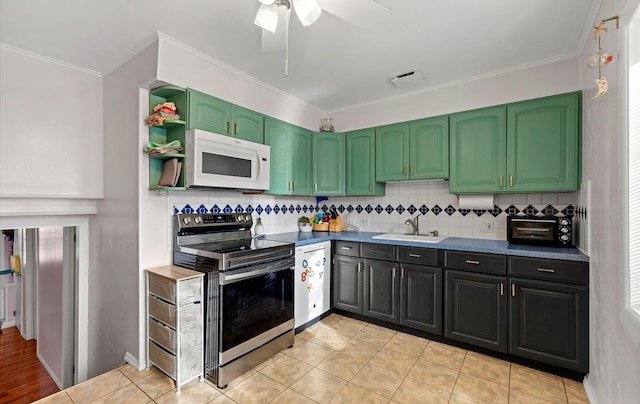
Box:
167 180 577 244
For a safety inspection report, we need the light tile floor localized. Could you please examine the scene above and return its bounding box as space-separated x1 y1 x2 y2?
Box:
35 314 590 404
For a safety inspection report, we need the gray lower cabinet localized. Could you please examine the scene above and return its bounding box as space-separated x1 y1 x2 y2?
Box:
444 269 509 353
332 254 364 314
363 258 399 322
146 266 204 393
400 263 442 334
509 257 589 372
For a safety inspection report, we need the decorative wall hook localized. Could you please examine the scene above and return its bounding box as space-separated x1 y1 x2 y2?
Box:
588 15 619 99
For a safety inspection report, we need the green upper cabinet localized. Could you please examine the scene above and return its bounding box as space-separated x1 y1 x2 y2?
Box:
264 117 312 195
449 92 581 194
313 132 345 196
506 92 581 192
449 107 507 193
346 129 385 196
409 116 449 179
376 123 410 181
375 118 449 182
186 88 264 143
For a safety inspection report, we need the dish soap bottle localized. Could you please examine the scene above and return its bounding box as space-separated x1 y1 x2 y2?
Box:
254 217 264 237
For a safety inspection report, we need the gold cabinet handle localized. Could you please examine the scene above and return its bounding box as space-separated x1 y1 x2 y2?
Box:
226 121 231 133
292 182 295 191
411 166 415 176
234 123 238 134
510 175 513 187
403 166 407 176
369 183 373 192
500 283 504 296
512 284 516 297
465 260 480 265
537 267 555 273
499 176 503 188
314 184 318 192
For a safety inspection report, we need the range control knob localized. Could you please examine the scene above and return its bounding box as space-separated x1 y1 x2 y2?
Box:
183 216 192 225
560 227 569 233
245 214 251 222
560 235 570 241
194 216 202 224
559 219 570 226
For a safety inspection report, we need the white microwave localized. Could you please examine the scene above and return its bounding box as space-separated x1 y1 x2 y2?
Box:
185 129 270 190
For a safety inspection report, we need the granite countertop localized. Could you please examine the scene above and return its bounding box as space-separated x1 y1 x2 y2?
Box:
264 231 589 262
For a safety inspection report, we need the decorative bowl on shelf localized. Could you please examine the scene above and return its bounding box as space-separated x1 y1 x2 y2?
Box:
298 223 313 233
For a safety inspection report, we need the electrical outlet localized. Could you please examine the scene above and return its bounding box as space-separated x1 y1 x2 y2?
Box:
360 217 369 226
480 222 494 233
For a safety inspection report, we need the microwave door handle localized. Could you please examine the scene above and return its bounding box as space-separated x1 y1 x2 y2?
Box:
221 262 293 284
514 227 553 232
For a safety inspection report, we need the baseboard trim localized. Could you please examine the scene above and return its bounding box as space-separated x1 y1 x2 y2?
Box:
123 352 141 371
37 352 63 390
1 320 16 329
583 374 597 404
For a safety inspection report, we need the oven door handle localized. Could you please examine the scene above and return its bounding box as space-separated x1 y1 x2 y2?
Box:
220 263 294 284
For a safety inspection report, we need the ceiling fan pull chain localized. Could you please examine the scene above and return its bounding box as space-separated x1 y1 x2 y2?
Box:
285 8 290 76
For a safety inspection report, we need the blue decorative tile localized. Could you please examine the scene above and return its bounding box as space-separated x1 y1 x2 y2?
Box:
181 204 194 214
419 205 429 215
431 205 442 216
234 204 244 213
212 204 221 214
490 206 503 217
256 205 264 214
458 209 471 216
347 205 354 213
385 204 394 214
396 205 405 214
338 205 346 213
375 205 384 214
365 205 373 214
542 205 559 216
246 205 254 213
356 205 364 213
302 205 309 213
407 205 417 215
505 205 520 215
523 205 539 216
562 205 575 216
196 204 208 214
173 207 179 215
288 205 295 214
473 209 486 217
265 205 272 214
321 205 329 212
273 205 280 214
295 205 302 213
223 204 233 213
444 205 456 216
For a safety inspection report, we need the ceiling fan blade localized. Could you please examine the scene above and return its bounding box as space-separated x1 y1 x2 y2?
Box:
317 0 391 30
261 6 288 51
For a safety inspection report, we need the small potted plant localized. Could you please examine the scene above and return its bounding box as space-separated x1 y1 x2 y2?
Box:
298 216 313 232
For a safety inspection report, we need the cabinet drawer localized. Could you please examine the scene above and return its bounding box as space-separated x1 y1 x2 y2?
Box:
149 339 203 382
444 251 506 275
149 275 201 305
397 247 438 266
149 340 177 378
149 317 177 353
334 241 360 257
361 243 395 260
149 295 176 328
509 257 589 285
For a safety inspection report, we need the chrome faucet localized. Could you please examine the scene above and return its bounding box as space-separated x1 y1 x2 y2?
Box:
405 216 420 235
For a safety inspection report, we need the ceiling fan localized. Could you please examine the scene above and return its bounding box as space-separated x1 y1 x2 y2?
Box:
254 0 391 74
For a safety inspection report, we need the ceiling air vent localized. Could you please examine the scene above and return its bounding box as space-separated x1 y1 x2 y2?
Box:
390 70 425 89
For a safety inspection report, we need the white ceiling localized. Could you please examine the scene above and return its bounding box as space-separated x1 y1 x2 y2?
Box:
0 0 599 112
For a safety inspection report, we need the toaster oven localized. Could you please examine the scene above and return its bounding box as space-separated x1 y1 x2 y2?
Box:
507 215 573 247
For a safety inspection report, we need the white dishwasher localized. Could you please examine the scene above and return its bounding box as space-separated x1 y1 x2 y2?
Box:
295 241 331 328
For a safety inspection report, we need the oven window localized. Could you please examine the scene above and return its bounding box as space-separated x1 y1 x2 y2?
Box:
510 221 555 241
202 152 252 178
220 266 293 352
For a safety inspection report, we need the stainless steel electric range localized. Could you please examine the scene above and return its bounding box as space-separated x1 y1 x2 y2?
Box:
173 213 295 388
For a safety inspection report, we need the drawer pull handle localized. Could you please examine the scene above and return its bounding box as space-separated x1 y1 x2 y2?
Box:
537 267 555 273
465 260 480 265
341 246 353 250
409 253 421 258
371 249 383 254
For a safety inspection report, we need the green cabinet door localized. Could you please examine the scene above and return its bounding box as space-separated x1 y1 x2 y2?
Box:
232 105 264 143
264 117 292 194
291 127 313 195
376 123 409 181
313 132 345 196
346 129 385 195
186 89 230 134
409 116 449 179
449 107 507 193
506 92 580 192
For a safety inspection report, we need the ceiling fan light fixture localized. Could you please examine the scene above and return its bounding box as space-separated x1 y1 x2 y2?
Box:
254 4 279 33
292 0 322 26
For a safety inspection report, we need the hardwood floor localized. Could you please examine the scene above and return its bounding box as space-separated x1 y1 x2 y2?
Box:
0 327 59 404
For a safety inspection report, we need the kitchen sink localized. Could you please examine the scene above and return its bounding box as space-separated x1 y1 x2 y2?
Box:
371 233 446 243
